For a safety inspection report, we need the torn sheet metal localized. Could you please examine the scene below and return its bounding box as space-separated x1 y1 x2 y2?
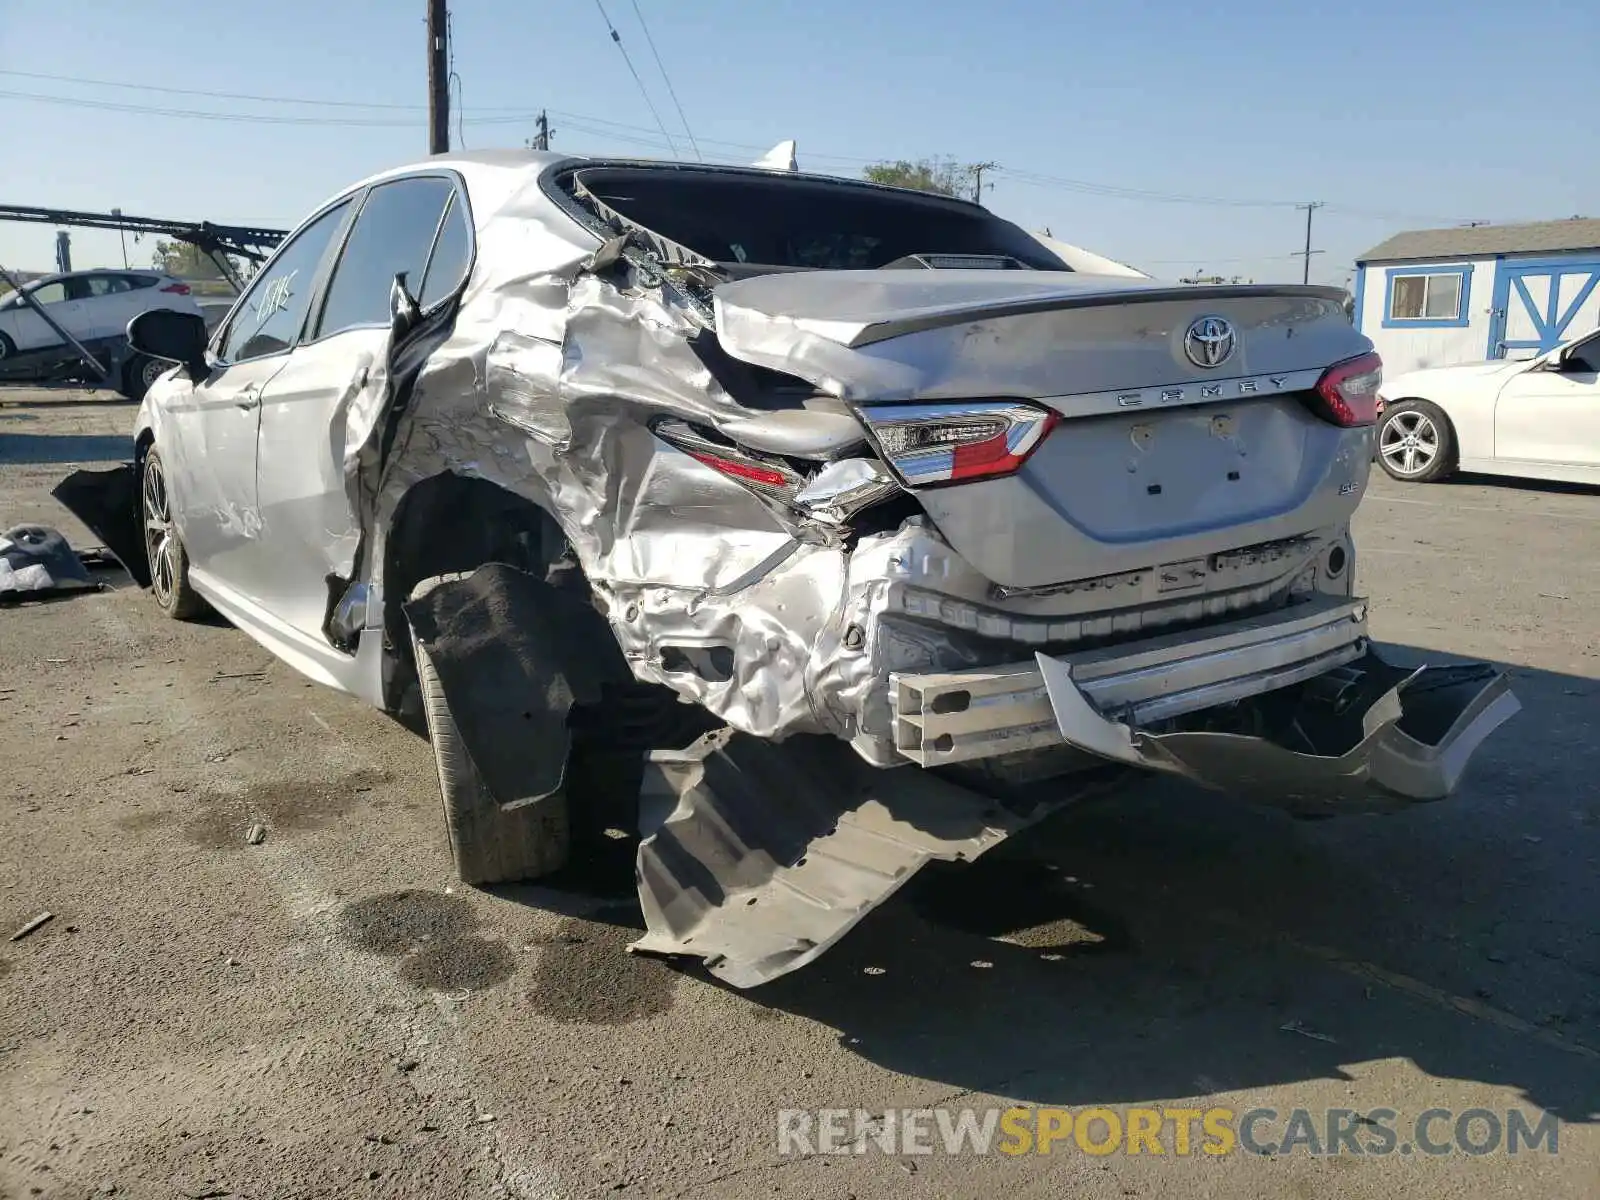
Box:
630 728 1122 988
1035 648 1521 817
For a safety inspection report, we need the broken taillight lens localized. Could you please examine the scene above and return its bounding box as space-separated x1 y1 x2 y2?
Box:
653 420 805 499
1310 352 1383 427
159 282 192 294
855 401 1057 486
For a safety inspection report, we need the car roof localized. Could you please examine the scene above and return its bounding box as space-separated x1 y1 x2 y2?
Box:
25 267 167 287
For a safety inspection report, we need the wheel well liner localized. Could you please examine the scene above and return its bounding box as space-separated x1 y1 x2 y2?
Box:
380 471 579 707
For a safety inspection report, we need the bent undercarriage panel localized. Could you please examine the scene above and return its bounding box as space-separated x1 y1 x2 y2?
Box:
630 730 1122 988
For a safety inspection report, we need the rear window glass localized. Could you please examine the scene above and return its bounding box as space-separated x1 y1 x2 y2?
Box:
568 168 1068 271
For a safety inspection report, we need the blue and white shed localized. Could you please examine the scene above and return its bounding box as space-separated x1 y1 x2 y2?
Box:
1353 218 1600 374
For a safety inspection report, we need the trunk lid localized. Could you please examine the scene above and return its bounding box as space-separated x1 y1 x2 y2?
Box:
713 271 1375 590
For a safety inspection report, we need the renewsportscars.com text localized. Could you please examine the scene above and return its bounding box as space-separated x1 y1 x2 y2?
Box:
777 1106 1560 1158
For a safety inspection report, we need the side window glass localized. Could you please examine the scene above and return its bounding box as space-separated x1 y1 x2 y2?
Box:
219 200 351 363
124 275 159 291
64 277 95 302
315 178 452 338
1563 333 1600 374
85 275 132 297
419 193 470 307
29 282 68 305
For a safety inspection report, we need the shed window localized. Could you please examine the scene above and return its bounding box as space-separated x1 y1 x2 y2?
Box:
1389 272 1463 321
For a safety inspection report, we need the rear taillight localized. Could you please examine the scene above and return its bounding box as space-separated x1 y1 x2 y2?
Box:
159 282 192 294
855 401 1057 486
654 421 805 499
1311 352 1383 427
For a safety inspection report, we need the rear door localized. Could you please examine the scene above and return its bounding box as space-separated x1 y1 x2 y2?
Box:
163 199 355 590
75 272 137 340
250 174 465 641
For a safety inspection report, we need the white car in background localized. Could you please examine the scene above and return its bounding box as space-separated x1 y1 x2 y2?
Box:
0 268 205 398
1375 326 1600 485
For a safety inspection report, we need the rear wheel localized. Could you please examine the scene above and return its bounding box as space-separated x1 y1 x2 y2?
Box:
141 447 208 619
0 332 16 362
412 624 574 886
1377 399 1456 483
120 353 168 402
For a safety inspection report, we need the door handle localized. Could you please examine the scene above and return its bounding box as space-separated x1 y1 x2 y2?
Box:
236 386 260 411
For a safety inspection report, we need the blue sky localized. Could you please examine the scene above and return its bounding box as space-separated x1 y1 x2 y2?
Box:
2 0 1594 287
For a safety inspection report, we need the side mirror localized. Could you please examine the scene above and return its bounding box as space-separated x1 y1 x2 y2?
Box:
127 309 209 380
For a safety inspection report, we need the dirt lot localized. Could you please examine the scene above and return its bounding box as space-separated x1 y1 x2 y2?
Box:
2 386 1597 1199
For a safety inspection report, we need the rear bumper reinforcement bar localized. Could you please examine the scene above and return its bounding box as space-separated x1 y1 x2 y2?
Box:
892 595 1370 767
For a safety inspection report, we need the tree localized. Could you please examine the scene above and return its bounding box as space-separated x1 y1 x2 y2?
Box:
862 157 969 197
149 239 252 290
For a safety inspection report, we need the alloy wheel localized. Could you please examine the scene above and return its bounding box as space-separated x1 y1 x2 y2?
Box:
1379 411 1439 478
142 455 177 606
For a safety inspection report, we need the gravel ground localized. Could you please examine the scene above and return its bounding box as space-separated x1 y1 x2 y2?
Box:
1 386 1597 1199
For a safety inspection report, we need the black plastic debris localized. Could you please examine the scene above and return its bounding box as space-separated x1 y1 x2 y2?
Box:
0 524 99 601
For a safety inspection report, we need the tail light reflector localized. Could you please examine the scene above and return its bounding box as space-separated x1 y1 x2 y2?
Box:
159 282 192 294
855 401 1057 486
654 420 805 499
686 449 792 491
1310 352 1382 427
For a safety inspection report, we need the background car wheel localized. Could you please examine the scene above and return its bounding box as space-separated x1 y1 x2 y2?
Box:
1377 399 1456 483
120 353 168 402
140 447 209 619
411 623 573 886
0 332 15 361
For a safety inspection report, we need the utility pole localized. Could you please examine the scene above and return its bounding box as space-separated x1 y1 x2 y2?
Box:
111 207 128 267
529 110 552 151
1296 201 1324 284
427 0 450 155
970 161 999 204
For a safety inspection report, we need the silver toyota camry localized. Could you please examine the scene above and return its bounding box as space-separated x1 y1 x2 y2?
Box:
57 151 1519 986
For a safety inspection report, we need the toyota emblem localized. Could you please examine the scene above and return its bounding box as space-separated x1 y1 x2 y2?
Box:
1183 315 1237 369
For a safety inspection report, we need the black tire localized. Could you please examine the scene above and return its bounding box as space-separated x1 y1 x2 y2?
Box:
120 353 168 402
140 447 209 619
0 332 15 361
1376 399 1457 483
410 585 572 886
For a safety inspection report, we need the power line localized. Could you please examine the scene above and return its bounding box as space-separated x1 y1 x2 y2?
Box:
591 0 679 158
0 67 537 112
0 88 553 127
446 5 465 150
628 0 700 161
997 166 1302 209
0 70 1504 226
0 88 424 125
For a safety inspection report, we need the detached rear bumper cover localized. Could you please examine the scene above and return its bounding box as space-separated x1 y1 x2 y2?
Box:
1036 649 1519 816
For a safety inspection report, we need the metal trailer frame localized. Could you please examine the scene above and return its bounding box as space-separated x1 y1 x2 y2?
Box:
0 204 286 392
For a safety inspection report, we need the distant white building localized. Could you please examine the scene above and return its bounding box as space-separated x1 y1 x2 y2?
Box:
1354 218 1600 374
